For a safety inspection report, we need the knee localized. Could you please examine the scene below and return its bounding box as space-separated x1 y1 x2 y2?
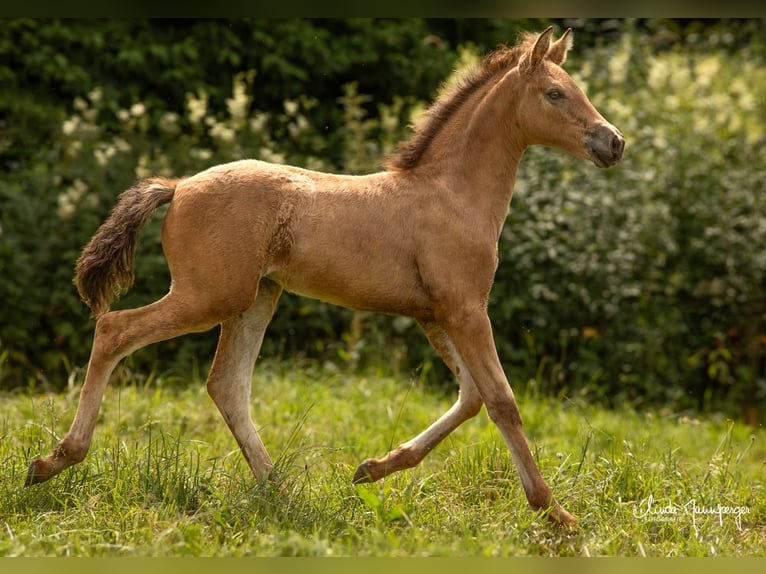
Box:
484 394 523 428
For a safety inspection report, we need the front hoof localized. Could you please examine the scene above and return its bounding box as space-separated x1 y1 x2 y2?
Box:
352 460 374 484
25 458 54 487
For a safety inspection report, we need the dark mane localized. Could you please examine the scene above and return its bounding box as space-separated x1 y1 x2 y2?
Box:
385 34 537 172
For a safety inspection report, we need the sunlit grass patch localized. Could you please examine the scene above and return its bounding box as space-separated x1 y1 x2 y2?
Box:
1 363 763 556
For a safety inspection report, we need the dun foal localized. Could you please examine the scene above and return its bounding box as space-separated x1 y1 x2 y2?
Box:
27 28 624 525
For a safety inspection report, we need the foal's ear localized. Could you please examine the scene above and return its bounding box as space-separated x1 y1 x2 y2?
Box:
548 28 574 66
522 26 554 75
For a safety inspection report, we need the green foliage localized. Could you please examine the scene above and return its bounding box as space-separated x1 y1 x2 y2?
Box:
1 19 765 423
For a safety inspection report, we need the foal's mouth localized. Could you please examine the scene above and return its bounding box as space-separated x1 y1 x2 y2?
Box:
586 123 625 168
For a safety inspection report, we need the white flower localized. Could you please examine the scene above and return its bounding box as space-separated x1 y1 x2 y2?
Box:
284 100 299 116
209 121 236 143
190 147 213 161
130 102 146 117
258 147 285 164
159 111 180 134
186 91 209 125
57 194 75 219
647 57 669 92
694 56 720 88
71 178 88 195
57 179 89 220
227 75 251 123
113 136 131 153
606 34 632 86
94 147 108 166
94 143 117 166
135 154 151 178
88 87 103 104
62 116 80 135
288 115 310 138
249 113 268 133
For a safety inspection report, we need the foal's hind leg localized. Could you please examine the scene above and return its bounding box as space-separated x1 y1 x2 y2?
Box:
353 321 483 483
206 279 282 482
26 292 223 485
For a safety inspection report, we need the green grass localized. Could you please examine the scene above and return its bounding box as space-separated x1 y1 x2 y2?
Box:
0 362 763 557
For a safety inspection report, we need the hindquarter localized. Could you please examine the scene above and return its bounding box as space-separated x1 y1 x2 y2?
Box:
160 163 309 315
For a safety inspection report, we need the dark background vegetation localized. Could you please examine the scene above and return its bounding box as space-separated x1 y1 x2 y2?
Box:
1 18 764 424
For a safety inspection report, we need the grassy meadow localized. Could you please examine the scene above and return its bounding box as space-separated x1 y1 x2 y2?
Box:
0 362 763 557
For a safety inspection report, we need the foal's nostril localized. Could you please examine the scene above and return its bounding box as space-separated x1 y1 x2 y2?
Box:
611 133 624 157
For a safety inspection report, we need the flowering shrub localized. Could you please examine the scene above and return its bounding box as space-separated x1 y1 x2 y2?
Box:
1 22 763 422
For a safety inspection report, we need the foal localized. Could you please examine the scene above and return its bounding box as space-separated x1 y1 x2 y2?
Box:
27 27 624 526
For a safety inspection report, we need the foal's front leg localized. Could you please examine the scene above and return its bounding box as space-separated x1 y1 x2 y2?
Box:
441 309 577 525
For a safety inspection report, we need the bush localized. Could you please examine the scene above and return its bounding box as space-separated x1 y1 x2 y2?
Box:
1 20 764 424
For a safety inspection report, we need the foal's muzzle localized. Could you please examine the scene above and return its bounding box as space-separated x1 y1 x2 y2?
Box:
586 123 625 168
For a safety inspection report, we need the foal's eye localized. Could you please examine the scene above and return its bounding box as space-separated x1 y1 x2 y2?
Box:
546 89 564 101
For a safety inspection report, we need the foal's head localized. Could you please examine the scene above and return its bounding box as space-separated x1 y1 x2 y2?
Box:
515 27 625 168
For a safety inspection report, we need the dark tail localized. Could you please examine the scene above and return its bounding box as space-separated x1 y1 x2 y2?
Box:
75 177 180 317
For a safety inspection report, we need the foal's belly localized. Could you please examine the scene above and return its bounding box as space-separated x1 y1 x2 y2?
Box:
265 252 432 318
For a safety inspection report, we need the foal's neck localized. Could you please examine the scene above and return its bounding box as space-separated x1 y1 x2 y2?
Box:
437 72 526 241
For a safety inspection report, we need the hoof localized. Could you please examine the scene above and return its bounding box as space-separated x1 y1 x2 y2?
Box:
25 458 51 487
352 461 374 484
547 505 578 528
